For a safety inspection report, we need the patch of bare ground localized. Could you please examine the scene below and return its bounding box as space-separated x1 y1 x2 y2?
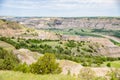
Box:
58 60 83 75
58 60 112 77
0 29 24 37
37 30 59 40
13 49 42 65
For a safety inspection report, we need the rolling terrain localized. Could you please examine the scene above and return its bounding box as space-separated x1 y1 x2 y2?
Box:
0 17 120 80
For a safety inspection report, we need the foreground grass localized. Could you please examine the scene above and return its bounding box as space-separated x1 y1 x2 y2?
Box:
0 71 76 80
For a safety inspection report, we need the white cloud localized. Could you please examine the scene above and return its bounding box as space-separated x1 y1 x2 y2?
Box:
0 0 117 10
0 0 119 16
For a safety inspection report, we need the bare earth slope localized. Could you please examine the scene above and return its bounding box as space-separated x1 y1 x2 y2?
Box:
13 49 42 64
58 60 111 77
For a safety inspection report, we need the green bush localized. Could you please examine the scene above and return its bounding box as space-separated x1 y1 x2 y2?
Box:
14 63 30 73
66 40 76 48
0 47 19 70
107 63 111 67
30 53 62 74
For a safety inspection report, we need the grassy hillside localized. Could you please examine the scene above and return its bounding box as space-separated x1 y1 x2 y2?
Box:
0 37 120 67
0 19 25 37
0 41 15 51
0 19 24 30
45 28 103 37
46 28 120 38
92 29 120 38
0 71 76 80
101 61 120 68
0 19 39 37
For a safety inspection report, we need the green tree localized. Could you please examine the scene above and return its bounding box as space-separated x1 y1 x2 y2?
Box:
30 53 61 74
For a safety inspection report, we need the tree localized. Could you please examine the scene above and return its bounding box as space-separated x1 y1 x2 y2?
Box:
30 53 61 74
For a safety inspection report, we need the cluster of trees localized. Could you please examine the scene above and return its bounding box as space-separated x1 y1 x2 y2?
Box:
30 53 61 74
0 37 20 49
0 47 61 74
14 53 61 74
0 36 120 67
56 53 120 67
0 37 98 56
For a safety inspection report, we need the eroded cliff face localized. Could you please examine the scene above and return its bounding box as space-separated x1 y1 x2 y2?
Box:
5 17 120 30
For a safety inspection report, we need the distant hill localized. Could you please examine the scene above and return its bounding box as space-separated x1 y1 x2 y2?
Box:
2 17 120 30
0 19 26 37
0 19 24 29
0 19 59 40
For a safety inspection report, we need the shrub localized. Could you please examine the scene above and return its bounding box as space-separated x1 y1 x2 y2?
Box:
0 47 19 70
107 63 111 67
67 69 71 75
14 63 30 73
30 53 62 74
66 40 76 48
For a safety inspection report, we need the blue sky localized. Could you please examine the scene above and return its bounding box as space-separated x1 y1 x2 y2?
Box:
0 0 120 17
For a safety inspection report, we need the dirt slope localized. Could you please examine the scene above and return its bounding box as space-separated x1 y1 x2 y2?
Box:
13 49 42 64
58 60 111 77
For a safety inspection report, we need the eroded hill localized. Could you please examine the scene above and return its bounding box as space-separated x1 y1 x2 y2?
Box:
0 19 59 40
3 17 120 30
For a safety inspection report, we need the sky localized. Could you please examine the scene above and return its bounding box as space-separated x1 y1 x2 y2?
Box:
0 0 120 17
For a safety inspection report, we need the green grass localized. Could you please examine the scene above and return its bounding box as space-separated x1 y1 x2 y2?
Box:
109 39 120 46
41 41 60 46
45 28 103 37
92 29 120 38
0 41 15 51
46 28 120 38
0 71 76 80
101 61 120 68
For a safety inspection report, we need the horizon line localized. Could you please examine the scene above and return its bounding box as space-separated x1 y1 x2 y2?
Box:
1 16 120 18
